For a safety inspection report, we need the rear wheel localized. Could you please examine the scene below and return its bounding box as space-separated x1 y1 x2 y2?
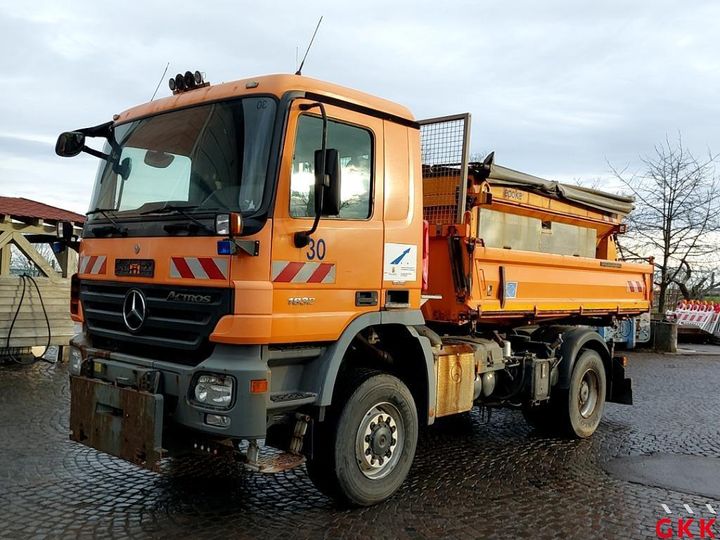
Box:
522 349 606 438
561 349 606 438
306 371 418 506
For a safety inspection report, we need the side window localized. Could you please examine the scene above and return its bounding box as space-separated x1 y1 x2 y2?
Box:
290 114 372 219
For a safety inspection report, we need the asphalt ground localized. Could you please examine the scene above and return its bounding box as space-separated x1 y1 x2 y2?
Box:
1 349 720 539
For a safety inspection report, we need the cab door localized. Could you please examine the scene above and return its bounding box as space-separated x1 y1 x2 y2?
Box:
271 99 384 343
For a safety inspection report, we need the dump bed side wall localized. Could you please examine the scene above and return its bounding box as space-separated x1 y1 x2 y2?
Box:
422 237 652 325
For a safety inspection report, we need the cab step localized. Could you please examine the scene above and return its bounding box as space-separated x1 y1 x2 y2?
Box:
268 391 317 408
243 452 306 473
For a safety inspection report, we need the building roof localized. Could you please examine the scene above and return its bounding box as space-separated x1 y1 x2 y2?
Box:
0 196 85 224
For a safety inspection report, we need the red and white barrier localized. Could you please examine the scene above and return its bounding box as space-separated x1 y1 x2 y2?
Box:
671 302 720 336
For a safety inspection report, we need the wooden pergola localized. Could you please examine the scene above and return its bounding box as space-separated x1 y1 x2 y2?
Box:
0 197 84 359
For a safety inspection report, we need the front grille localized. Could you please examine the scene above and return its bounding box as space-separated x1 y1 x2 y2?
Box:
80 281 232 364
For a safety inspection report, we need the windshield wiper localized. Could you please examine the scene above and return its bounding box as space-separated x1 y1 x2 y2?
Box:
86 207 127 236
139 203 199 214
140 204 216 235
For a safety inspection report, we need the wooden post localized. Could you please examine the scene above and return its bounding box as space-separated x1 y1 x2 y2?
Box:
56 244 78 278
0 229 12 277
0 244 10 278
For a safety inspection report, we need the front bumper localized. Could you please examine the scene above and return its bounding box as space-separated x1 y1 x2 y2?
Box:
69 338 270 469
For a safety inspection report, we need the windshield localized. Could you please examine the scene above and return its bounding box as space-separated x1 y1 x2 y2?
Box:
87 97 277 219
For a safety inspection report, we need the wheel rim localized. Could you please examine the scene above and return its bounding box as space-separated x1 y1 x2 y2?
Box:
355 401 404 480
578 369 599 418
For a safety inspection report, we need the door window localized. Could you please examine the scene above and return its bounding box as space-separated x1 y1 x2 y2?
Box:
290 115 372 219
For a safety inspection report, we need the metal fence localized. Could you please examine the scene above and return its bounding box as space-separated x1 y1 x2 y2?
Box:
419 113 471 226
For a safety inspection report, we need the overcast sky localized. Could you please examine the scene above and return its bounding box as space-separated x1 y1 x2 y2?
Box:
0 0 718 214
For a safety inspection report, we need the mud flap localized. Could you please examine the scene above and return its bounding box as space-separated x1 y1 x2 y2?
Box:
70 376 165 471
608 357 633 405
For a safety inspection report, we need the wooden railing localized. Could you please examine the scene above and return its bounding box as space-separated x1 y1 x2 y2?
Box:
0 277 75 350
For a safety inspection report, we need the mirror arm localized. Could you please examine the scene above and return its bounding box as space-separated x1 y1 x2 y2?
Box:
81 146 111 161
76 120 128 180
77 120 122 158
294 102 328 248
77 120 114 138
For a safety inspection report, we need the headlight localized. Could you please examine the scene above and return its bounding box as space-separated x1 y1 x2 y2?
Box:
193 374 234 408
68 346 84 376
215 214 230 235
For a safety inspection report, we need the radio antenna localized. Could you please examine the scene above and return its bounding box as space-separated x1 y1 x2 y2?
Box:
150 62 170 101
295 16 323 76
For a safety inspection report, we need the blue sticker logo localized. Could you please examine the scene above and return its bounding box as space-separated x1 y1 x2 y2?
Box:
390 248 412 265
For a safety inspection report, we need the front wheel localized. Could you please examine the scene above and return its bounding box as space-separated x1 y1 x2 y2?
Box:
306 372 418 506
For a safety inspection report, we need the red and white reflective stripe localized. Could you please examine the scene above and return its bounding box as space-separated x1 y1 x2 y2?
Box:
79 255 107 275
170 257 228 280
271 261 336 283
626 280 645 293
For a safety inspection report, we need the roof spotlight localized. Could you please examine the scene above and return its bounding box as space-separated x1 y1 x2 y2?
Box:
184 71 196 89
174 74 185 91
168 69 208 94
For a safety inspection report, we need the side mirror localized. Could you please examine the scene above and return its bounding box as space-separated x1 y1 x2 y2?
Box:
314 148 341 216
56 221 73 241
114 156 132 181
55 131 86 157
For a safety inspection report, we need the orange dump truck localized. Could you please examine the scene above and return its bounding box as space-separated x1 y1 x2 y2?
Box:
56 72 652 506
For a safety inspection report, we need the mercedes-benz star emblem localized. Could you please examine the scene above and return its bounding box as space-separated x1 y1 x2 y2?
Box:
122 289 147 332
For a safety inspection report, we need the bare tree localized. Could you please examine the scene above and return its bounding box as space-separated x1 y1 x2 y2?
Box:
469 151 490 162
671 265 720 300
611 135 720 312
572 177 603 190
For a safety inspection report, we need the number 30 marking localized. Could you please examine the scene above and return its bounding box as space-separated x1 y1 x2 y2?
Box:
306 238 326 260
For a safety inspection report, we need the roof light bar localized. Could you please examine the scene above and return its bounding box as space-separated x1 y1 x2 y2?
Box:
169 69 209 95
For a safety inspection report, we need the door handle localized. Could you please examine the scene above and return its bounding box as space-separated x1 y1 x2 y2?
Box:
355 291 378 306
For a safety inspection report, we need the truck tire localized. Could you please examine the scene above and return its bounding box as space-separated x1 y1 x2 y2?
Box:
560 349 606 438
306 371 418 506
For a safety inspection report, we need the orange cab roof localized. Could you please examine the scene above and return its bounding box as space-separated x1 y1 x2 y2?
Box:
114 74 415 124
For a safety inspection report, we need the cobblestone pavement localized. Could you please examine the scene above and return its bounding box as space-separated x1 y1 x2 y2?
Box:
1 352 720 539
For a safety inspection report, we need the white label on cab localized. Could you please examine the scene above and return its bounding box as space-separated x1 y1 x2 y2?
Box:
383 243 417 282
